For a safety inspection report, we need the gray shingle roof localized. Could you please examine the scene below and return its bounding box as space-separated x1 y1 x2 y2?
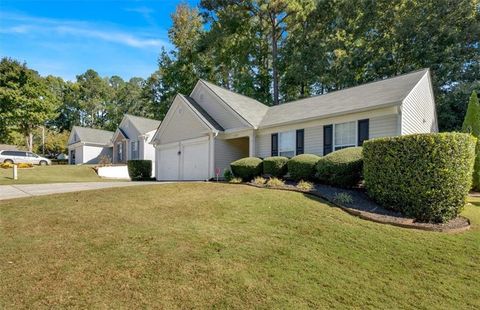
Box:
199 80 268 128
71 126 114 145
0 144 19 151
125 114 161 134
182 95 224 131
260 69 429 128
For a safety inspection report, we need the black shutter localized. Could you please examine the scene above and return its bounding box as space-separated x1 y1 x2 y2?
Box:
271 133 278 156
323 125 333 155
358 119 369 146
296 129 304 155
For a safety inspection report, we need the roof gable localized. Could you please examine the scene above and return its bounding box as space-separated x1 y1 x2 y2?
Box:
190 80 268 129
152 94 218 145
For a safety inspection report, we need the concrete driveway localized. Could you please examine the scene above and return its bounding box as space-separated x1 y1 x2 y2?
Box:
0 181 161 201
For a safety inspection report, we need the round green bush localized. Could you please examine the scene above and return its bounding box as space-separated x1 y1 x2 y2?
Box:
127 160 152 181
316 147 363 188
363 133 476 223
287 154 321 181
263 156 289 177
230 157 263 181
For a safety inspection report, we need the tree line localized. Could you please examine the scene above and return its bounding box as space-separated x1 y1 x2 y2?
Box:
0 0 478 154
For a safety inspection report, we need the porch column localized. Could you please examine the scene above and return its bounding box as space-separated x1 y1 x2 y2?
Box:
249 132 256 157
209 133 215 179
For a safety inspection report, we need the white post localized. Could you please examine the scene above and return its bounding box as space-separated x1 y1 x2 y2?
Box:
249 132 256 157
13 164 18 180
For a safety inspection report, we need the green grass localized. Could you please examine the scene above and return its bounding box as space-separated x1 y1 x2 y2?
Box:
1 183 479 308
0 165 121 185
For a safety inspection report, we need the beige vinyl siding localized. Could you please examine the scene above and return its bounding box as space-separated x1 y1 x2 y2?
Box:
370 114 398 138
401 73 438 134
191 84 246 130
255 134 270 158
158 99 211 145
214 138 249 173
254 112 400 157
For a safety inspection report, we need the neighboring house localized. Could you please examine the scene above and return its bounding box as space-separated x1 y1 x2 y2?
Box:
152 68 438 181
111 114 161 164
67 127 114 164
0 144 19 151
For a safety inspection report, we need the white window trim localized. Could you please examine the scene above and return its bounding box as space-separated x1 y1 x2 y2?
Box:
333 121 358 151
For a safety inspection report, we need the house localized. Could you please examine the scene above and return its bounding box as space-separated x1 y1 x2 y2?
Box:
151 68 438 181
0 144 19 151
67 126 114 164
111 114 160 164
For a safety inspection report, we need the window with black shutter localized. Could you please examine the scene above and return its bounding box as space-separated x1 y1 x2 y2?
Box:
323 125 333 155
296 129 304 155
357 119 370 146
271 133 278 156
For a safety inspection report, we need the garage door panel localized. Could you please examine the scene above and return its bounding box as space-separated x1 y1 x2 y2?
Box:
158 145 180 180
182 141 209 180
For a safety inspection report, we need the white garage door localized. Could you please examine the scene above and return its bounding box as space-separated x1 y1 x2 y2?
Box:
182 140 209 180
157 145 179 180
156 138 210 181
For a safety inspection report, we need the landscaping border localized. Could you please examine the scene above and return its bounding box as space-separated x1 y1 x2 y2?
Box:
243 183 471 233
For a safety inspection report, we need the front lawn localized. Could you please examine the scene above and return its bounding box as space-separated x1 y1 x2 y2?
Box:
0 165 121 185
1 183 479 308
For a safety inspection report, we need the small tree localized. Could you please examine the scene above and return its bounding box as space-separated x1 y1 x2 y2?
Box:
462 91 480 191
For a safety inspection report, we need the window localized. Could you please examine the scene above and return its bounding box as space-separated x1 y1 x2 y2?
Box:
279 131 296 157
334 121 356 150
131 141 138 159
117 142 123 161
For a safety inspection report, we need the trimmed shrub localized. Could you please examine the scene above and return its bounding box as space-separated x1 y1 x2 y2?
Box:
230 157 263 181
127 160 152 181
223 169 234 182
363 133 476 223
287 154 321 181
263 156 289 177
316 147 363 188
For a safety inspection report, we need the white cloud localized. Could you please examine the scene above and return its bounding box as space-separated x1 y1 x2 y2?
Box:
0 12 168 49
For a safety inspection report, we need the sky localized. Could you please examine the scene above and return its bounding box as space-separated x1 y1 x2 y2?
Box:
0 0 199 81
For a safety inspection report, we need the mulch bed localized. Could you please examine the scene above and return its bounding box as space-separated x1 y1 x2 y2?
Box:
245 182 470 233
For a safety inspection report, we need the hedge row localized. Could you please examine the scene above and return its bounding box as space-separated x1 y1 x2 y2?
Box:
230 149 362 186
363 133 476 223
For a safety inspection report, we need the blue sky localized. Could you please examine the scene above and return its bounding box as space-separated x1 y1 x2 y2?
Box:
0 0 199 81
